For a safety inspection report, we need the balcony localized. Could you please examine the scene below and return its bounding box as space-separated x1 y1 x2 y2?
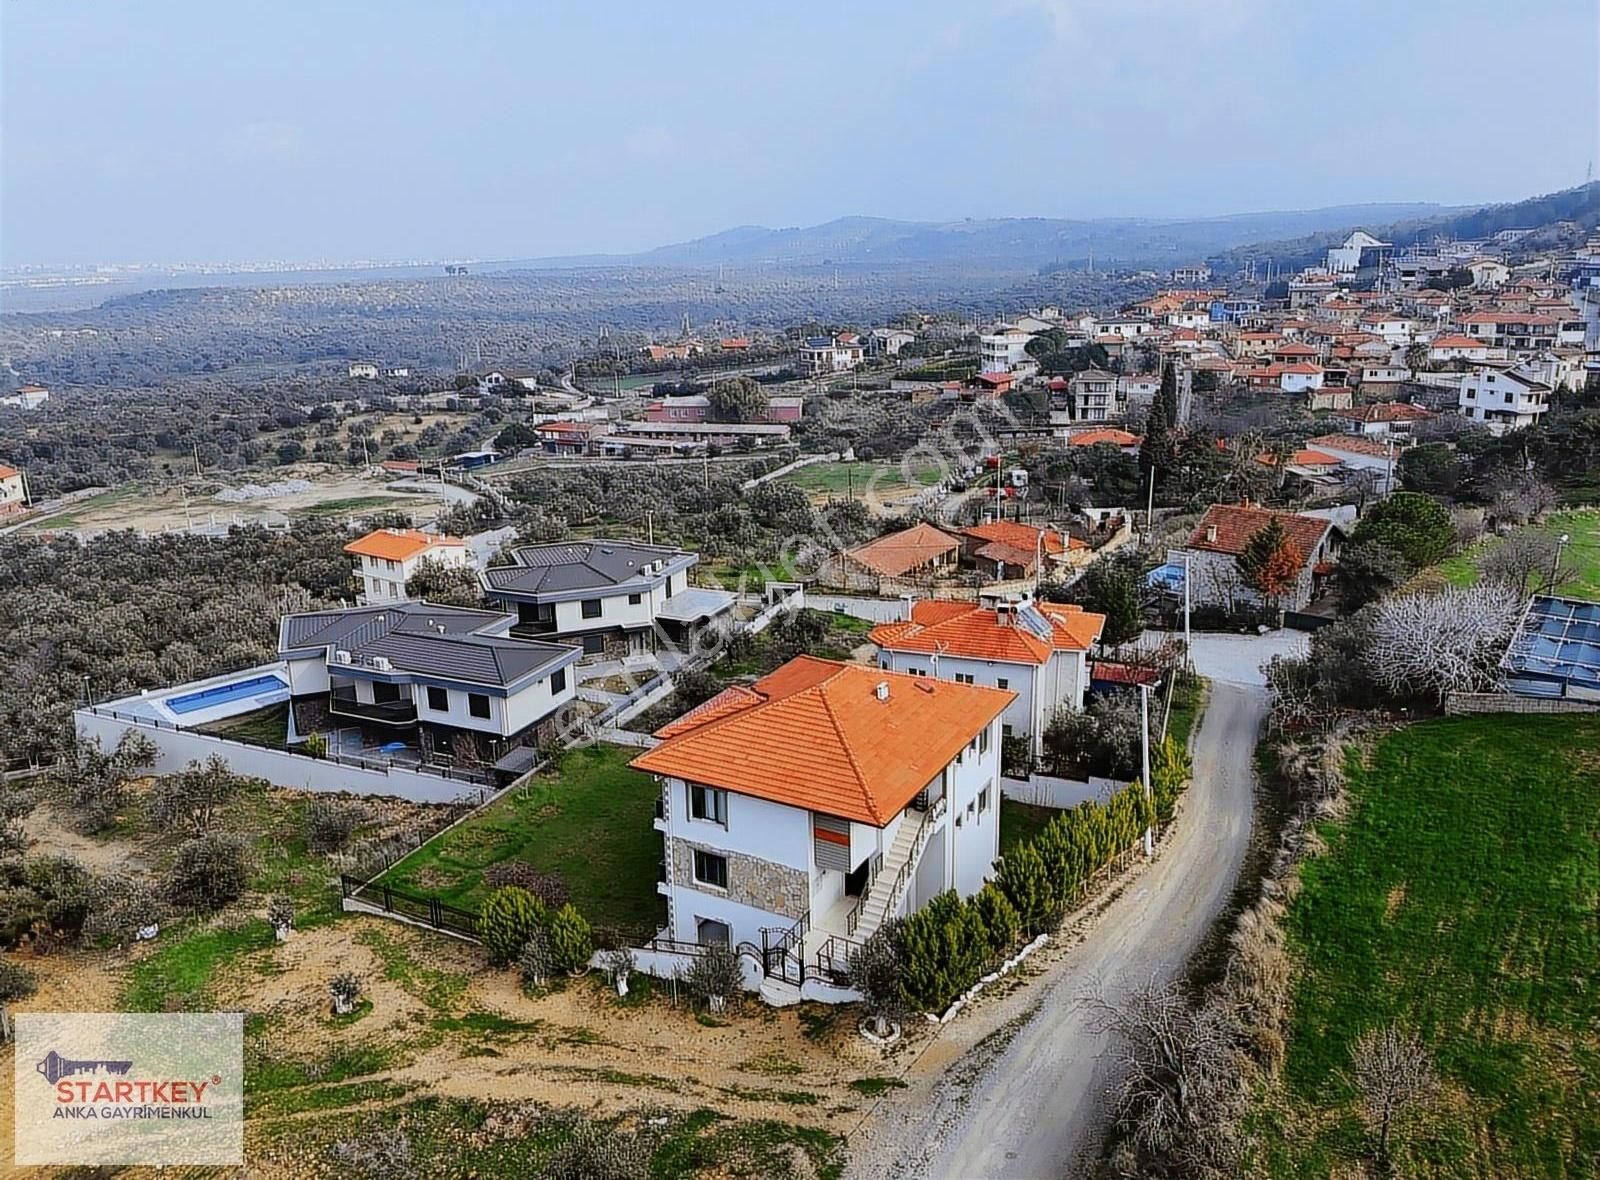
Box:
510 617 559 638
329 688 417 726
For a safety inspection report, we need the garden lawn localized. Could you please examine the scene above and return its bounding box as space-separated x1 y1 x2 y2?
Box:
373 744 663 933
1436 508 1600 599
999 800 1056 857
1253 714 1600 1178
777 460 943 500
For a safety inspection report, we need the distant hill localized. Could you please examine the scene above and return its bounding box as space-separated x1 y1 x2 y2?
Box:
1207 182 1600 274
516 203 1453 273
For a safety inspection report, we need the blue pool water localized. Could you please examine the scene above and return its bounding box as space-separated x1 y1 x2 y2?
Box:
166 673 288 715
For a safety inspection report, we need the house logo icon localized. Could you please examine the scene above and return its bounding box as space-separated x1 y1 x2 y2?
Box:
35 1050 135 1086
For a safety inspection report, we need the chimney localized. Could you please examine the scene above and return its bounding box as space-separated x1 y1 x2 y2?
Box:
1206 524 1218 544
875 681 890 702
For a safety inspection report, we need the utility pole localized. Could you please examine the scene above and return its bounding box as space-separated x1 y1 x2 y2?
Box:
646 510 654 546
192 440 202 477
1145 466 1156 541
1182 551 1192 667
1140 681 1153 858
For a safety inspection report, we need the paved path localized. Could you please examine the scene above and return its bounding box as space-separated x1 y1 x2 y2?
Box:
848 641 1277 1180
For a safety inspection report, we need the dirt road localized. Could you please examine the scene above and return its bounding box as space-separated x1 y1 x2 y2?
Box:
848 653 1272 1179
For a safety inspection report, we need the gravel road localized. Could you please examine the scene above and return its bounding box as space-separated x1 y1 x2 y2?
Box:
847 638 1281 1180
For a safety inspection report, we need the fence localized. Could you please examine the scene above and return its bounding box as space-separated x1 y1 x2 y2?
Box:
1444 692 1600 716
341 875 481 940
76 706 493 805
1000 773 1125 810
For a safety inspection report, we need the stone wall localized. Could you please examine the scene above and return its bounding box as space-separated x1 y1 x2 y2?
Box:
669 837 808 920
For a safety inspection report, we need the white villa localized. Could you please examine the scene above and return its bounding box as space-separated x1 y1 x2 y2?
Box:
346 527 471 604
1458 366 1551 435
482 539 735 658
870 594 1106 758
633 657 1012 989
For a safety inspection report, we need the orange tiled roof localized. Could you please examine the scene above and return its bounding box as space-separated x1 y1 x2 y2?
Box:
631 657 1013 825
870 598 1105 664
1334 402 1435 424
1307 432 1395 458
961 520 1080 555
843 522 961 578
1428 334 1484 350
343 528 464 561
1255 449 1342 468
1187 504 1331 561
1068 428 1140 447
0 464 19 480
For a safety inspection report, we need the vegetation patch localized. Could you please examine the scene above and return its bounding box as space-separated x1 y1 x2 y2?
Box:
848 1075 908 1097
121 918 275 1011
356 926 469 1012
1253 715 1600 1176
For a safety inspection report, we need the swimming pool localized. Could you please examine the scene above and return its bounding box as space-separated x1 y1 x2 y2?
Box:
166 673 289 715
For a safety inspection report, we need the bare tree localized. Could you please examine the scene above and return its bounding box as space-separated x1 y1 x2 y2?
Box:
1348 1024 1439 1171
1364 584 1523 703
1084 975 1246 1177
1481 527 1573 594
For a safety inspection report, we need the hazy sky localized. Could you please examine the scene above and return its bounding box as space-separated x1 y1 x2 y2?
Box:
4 0 1597 266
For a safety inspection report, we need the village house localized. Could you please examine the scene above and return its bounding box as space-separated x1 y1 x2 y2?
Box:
1457 366 1551 435
798 333 865 374
644 394 803 424
1069 369 1121 422
980 325 1036 373
347 361 379 379
482 539 734 657
817 522 963 590
1427 334 1494 363
1 384 50 410
870 593 1105 756
532 420 605 456
1334 402 1436 437
1170 503 1339 613
0 464 27 514
345 528 471 605
633 658 1013 976
958 521 1084 581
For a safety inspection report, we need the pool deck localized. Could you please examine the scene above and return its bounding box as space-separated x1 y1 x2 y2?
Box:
94 661 292 729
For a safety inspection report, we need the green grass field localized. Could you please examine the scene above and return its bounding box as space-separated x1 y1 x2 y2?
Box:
1252 715 1600 1177
778 459 944 500
999 800 1056 857
374 744 663 932
1437 508 1600 599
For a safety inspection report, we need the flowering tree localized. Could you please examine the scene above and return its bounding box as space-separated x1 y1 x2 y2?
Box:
1363 584 1522 703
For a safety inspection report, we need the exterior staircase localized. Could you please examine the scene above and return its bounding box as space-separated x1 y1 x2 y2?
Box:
850 797 945 942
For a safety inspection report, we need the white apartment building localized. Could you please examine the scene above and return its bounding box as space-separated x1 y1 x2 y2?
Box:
980 325 1035 373
1458 367 1551 435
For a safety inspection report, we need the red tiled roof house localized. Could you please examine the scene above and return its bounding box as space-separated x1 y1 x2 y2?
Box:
1172 503 1338 612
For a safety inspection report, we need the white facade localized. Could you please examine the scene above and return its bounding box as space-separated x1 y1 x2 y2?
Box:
874 648 1088 758
980 328 1034 373
655 719 1002 952
0 467 25 510
358 542 471 604
348 362 379 379
1458 368 1550 435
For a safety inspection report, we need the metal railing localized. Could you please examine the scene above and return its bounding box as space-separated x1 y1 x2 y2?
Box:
814 934 861 984
329 689 418 726
759 911 810 987
341 875 480 939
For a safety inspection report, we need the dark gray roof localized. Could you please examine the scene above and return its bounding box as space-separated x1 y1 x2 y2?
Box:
280 602 505 653
483 539 688 596
279 601 576 689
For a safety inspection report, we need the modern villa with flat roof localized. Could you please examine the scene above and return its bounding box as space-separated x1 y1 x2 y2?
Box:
279 601 580 766
482 539 736 657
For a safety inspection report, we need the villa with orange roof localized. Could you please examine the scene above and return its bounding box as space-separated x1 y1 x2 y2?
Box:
870 592 1106 757
958 521 1085 580
345 527 470 604
633 657 1013 980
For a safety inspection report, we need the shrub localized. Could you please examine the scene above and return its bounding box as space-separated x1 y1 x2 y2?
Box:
305 800 368 853
147 755 246 836
517 928 554 987
0 855 94 945
478 887 547 967
852 918 908 1035
973 883 1022 957
481 861 569 909
995 843 1054 934
543 1115 654 1180
329 971 362 1014
900 892 990 1013
266 894 295 934
301 732 329 760
165 835 249 911
686 941 743 1009
547 903 594 974
82 873 164 945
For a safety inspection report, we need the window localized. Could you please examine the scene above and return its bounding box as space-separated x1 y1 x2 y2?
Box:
550 667 566 694
996 677 1009 690
692 850 728 890
467 693 491 719
689 784 728 825
426 686 449 712
582 633 605 654
908 667 927 677
696 917 730 946
954 673 975 685
580 598 603 619
1003 723 1014 738
628 592 642 605
979 787 991 814
979 725 990 755
373 680 402 703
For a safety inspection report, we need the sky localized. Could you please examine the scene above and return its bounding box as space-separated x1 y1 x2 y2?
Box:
3 0 1598 267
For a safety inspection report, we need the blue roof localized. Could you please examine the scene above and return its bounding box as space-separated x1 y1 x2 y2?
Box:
1502 595 1600 695
1145 562 1187 591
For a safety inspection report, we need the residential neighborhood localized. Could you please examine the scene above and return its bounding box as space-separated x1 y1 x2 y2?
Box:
4 6 1598 1177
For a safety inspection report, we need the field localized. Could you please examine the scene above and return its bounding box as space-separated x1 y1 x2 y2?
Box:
373 744 665 933
778 459 946 508
1436 508 1600 599
1250 715 1600 1177
999 800 1056 856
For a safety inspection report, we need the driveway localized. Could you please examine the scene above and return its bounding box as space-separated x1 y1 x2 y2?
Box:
847 637 1281 1179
